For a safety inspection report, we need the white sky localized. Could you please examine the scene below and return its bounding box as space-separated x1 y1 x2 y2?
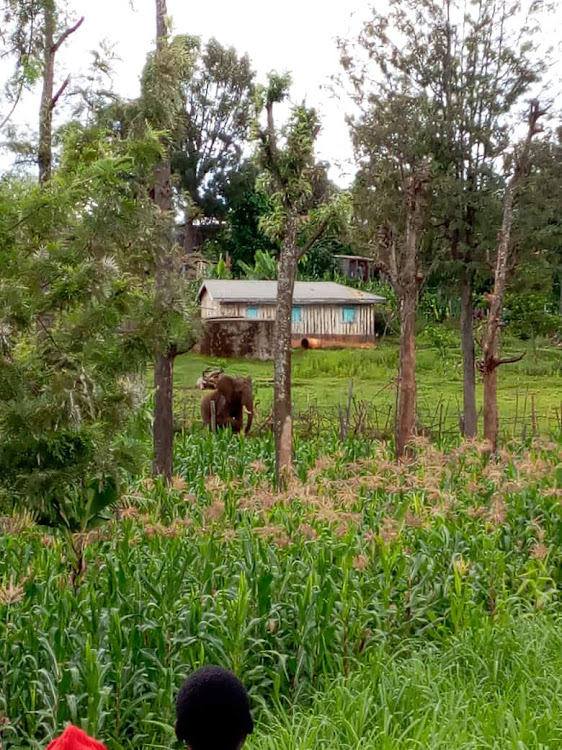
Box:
1 0 560 184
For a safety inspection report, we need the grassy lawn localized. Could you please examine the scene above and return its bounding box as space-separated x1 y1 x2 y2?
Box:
174 336 562 438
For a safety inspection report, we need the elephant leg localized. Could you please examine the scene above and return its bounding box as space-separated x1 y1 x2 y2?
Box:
230 403 243 433
214 394 229 430
201 392 227 432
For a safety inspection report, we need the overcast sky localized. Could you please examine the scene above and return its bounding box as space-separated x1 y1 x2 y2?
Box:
2 0 561 184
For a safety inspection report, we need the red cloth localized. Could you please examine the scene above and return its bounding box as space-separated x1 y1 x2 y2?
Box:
46 726 107 750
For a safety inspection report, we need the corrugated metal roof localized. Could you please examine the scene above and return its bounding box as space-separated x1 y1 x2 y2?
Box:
197 280 385 305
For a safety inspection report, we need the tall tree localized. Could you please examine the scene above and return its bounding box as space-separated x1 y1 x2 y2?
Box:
480 101 545 451
148 2 197 482
514 130 562 316
75 11 196 483
0 0 83 179
0 124 165 527
350 90 434 458
152 0 175 483
255 74 348 481
171 38 255 252
341 0 545 438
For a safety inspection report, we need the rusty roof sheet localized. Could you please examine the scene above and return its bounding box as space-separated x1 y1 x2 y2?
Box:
197 280 385 305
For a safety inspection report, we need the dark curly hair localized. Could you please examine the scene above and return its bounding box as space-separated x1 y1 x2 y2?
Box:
175 666 254 750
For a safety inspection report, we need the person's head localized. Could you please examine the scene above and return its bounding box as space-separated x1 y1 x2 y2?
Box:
175 665 253 750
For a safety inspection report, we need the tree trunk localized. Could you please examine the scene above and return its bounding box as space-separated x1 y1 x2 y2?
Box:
481 187 513 452
481 102 542 451
38 1 55 185
155 0 168 43
152 0 176 483
152 165 175 485
273 213 298 484
392 169 427 459
460 271 477 437
482 361 498 450
153 353 174 481
395 287 416 458
183 216 196 253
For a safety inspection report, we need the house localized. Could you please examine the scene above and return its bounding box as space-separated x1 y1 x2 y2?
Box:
196 280 385 358
334 254 375 282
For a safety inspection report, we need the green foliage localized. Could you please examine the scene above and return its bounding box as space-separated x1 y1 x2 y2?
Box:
0 126 172 525
504 291 560 339
208 256 232 280
170 37 255 223
298 239 339 279
418 290 451 323
342 0 548 304
420 324 458 361
141 34 198 134
212 161 280 273
255 93 323 225
238 250 278 280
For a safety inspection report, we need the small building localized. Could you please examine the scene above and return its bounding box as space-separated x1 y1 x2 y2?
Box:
196 280 385 357
334 254 376 282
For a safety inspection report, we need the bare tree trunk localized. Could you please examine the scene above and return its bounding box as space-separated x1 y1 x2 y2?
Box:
155 0 168 42
152 0 176 483
481 102 543 451
153 353 174 481
481 184 514 452
38 1 55 185
460 271 477 437
482 363 498 449
395 287 417 457
273 213 298 484
393 169 427 459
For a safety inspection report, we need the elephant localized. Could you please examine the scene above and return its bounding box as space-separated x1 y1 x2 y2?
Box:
201 375 254 435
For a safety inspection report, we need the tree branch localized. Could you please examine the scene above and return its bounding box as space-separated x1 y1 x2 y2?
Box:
477 352 525 373
496 353 525 367
0 85 24 131
50 76 70 110
52 17 85 54
296 219 329 260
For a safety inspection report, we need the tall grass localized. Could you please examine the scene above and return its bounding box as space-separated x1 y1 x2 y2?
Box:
255 617 562 749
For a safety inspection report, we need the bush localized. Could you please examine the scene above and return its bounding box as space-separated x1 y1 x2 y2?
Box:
504 291 560 339
420 324 459 360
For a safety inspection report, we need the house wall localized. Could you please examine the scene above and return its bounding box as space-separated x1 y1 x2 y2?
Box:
291 304 374 338
197 319 275 360
199 291 375 339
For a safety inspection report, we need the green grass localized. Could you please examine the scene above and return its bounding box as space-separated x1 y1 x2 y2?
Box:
1 435 561 747
253 618 562 749
174 336 562 438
